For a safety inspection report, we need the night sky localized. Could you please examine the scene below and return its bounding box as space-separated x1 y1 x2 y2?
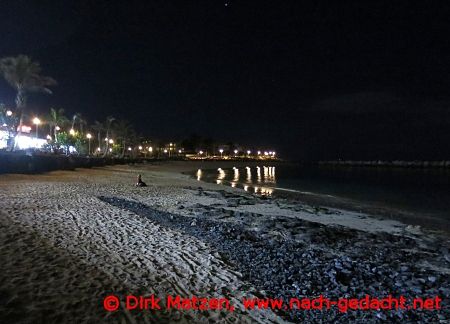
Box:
1 1 450 160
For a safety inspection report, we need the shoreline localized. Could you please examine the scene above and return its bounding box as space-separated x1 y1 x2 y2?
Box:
181 161 450 235
0 162 449 323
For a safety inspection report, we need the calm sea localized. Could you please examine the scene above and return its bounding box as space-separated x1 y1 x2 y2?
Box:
195 164 450 231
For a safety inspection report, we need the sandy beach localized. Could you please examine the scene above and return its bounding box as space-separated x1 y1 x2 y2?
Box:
0 161 449 323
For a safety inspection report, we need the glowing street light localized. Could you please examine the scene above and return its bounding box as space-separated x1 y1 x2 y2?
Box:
247 150 251 155
219 148 224 158
86 133 92 155
234 149 238 156
109 139 114 144
69 128 75 135
128 147 132 151
257 151 261 155
138 146 143 150
6 110 12 116
148 146 153 152
199 150 204 155
33 117 41 138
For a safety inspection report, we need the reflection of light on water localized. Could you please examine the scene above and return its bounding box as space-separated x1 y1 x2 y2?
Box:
207 166 275 195
197 169 202 181
253 186 273 195
268 166 276 182
216 168 225 185
246 166 252 182
263 166 269 181
260 187 274 195
233 167 239 182
261 166 276 183
218 168 226 180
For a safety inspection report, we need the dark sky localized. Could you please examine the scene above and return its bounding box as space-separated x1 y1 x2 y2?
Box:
1 0 450 160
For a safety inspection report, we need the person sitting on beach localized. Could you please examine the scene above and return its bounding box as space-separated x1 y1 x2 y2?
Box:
136 174 147 187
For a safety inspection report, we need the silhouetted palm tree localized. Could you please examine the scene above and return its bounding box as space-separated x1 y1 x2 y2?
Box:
92 121 105 154
0 55 56 150
47 108 69 142
113 120 136 157
70 113 81 132
102 116 115 157
78 116 87 134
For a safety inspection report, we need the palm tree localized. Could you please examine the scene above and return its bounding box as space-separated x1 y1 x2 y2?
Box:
92 120 104 154
78 116 87 134
47 108 69 142
113 120 136 157
70 113 80 132
0 55 56 150
102 116 115 157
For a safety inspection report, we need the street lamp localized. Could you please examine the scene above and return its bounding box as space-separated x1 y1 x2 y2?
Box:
86 133 92 155
219 148 224 158
109 139 114 144
6 110 12 116
69 128 75 135
247 150 251 155
234 149 238 157
138 146 143 150
33 117 41 138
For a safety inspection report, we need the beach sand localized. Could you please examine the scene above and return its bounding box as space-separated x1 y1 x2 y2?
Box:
0 161 448 323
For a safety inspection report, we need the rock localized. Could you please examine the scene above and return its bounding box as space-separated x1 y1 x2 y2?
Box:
400 266 409 272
